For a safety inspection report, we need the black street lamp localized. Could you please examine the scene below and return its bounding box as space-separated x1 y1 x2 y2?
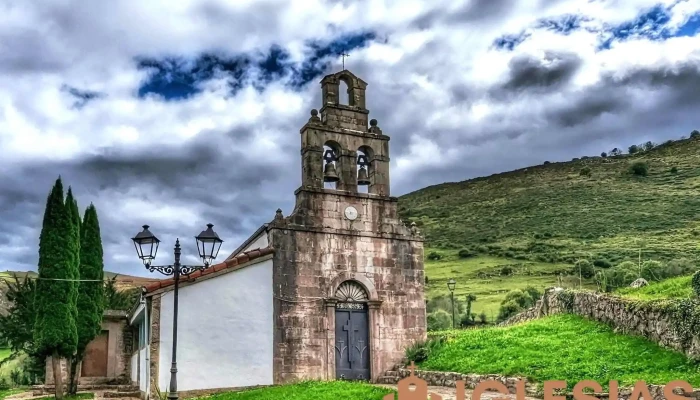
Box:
131 224 223 400
447 278 456 329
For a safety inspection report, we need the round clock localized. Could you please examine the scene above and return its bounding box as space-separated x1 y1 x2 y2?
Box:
344 206 358 221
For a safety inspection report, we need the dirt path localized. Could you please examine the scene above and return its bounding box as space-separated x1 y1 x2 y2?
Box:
375 384 542 400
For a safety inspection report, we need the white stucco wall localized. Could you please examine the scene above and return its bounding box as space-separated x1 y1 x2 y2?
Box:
131 353 138 382
139 348 148 392
158 258 274 391
241 232 268 254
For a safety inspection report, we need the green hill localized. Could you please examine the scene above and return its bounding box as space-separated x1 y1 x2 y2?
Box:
400 135 700 265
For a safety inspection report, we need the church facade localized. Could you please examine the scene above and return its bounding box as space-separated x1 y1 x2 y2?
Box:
128 69 427 398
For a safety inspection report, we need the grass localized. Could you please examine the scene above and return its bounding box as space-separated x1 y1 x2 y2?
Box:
424 251 597 317
33 394 94 400
616 275 694 300
0 349 9 362
0 389 22 400
202 381 393 400
399 135 700 267
418 314 700 389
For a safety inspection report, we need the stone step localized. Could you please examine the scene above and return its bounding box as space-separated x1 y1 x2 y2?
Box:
104 391 141 398
383 371 398 377
377 376 399 384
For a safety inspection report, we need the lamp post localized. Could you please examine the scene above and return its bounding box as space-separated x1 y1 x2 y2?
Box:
447 278 456 329
131 224 223 400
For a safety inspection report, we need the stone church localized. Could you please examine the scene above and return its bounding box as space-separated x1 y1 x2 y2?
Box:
122 69 427 398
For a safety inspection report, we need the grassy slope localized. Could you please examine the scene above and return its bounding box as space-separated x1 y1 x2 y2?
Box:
205 381 393 400
616 274 694 300
400 137 700 266
424 251 596 317
420 314 700 389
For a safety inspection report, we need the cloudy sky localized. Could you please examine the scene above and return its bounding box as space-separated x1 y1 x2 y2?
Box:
1 0 699 277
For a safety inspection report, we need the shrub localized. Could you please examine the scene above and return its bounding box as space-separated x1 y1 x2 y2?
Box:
692 270 700 297
671 166 678 174
497 300 521 321
458 249 475 258
628 145 639 154
500 266 514 276
425 276 429 284
405 336 445 363
427 310 452 331
630 161 648 176
579 167 591 177
427 251 442 261
544 161 551 165
691 130 700 138
478 312 487 324
574 259 595 279
601 152 607 157
593 259 612 268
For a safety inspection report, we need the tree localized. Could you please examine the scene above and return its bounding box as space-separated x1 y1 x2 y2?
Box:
462 294 477 326
628 145 639 154
104 277 138 310
610 148 621 156
643 141 655 151
0 274 43 383
69 204 105 394
33 177 78 399
574 259 595 280
65 188 82 394
630 161 648 176
691 130 700 138
601 152 607 157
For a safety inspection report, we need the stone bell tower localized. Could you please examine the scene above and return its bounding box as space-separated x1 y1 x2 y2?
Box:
267 69 426 384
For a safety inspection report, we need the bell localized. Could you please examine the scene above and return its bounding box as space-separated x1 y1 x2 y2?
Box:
357 166 370 185
324 162 339 182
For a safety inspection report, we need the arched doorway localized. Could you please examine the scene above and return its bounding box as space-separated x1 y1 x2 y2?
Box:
334 281 370 381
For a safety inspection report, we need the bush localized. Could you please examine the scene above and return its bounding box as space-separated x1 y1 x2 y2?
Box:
478 312 487 324
691 130 700 138
497 300 521 321
692 270 700 297
427 310 452 331
427 251 442 261
574 259 595 279
630 161 648 176
500 266 514 276
425 276 429 284
580 167 591 177
405 337 445 363
601 152 607 157
593 259 612 268
628 145 639 154
671 166 678 174
458 249 475 258
544 161 551 165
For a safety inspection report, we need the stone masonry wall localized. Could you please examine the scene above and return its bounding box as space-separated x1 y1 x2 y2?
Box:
501 288 700 359
269 188 426 384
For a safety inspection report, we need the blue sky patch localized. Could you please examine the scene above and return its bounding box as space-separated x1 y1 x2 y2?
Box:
536 14 590 35
492 32 530 51
135 30 376 100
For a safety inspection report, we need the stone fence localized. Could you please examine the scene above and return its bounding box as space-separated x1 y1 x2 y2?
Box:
501 288 700 359
389 368 700 400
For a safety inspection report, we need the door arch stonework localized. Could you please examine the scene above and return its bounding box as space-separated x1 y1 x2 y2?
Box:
325 276 382 382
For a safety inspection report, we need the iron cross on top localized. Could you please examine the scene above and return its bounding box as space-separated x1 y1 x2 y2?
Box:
341 52 350 70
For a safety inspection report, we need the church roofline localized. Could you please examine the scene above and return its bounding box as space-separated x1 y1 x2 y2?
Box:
142 246 275 295
226 223 270 260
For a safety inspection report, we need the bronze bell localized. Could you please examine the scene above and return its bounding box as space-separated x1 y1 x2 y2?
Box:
357 166 370 185
324 162 339 182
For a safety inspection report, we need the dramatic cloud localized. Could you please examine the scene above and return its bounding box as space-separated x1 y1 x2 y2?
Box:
1 0 699 276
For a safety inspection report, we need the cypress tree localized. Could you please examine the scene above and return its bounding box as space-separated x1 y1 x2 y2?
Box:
65 188 83 394
69 204 105 394
33 177 78 399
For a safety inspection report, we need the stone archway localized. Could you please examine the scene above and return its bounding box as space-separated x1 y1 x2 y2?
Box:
333 281 370 380
325 275 382 382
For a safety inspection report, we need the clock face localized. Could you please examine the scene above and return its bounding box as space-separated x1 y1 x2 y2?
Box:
344 206 358 221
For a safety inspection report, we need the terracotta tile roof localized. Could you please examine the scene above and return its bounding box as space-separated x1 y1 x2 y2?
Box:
143 246 274 294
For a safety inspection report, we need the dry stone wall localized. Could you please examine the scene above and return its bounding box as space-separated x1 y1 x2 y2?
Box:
501 288 700 359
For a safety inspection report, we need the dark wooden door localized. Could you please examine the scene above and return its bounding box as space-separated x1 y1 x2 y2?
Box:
82 330 109 377
335 302 370 381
